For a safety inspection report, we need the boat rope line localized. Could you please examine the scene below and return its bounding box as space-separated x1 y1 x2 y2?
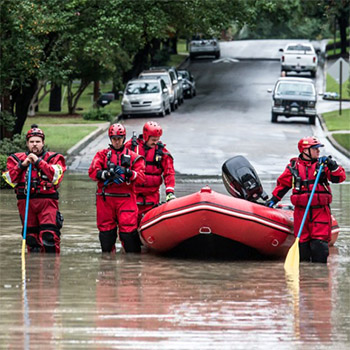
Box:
140 203 292 233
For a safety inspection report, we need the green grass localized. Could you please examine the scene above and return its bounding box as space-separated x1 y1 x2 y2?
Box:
25 116 105 125
37 81 122 117
24 124 98 155
327 47 350 56
23 117 101 155
322 108 350 131
333 133 350 152
326 74 350 99
177 38 188 54
322 108 350 151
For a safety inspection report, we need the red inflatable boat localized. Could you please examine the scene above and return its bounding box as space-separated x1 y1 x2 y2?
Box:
139 186 339 259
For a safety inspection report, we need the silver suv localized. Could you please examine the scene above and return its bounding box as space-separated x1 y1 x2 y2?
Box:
150 66 184 104
139 70 178 111
189 35 220 60
121 78 171 118
268 77 317 125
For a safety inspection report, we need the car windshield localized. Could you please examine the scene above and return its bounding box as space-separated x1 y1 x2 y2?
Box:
276 82 315 96
141 74 170 85
179 71 189 79
126 82 160 95
286 45 312 52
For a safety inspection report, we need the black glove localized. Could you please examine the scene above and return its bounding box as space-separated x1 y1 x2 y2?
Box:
326 156 338 171
265 196 279 208
97 170 112 181
124 168 133 180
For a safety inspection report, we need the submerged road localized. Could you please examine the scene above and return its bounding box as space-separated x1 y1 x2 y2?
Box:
68 40 350 176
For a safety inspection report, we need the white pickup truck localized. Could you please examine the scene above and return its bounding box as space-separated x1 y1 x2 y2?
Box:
279 43 318 78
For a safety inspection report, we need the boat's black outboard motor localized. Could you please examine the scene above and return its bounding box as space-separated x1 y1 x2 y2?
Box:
222 155 268 202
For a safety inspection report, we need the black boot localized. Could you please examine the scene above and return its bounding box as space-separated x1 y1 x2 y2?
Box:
119 231 141 253
42 232 58 253
26 234 42 253
310 239 329 263
99 229 117 253
299 241 311 262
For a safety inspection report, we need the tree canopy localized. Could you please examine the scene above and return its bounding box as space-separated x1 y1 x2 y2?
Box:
1 0 348 138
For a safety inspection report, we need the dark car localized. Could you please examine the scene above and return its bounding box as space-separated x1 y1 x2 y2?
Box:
178 70 196 98
268 77 317 125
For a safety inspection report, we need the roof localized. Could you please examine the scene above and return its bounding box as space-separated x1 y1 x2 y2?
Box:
276 77 314 84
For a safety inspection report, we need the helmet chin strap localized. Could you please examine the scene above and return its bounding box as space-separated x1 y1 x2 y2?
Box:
302 148 312 160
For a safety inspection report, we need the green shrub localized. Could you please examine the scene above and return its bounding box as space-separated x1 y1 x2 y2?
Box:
0 111 16 132
0 134 26 155
83 109 113 121
152 48 171 66
0 154 10 189
0 134 26 189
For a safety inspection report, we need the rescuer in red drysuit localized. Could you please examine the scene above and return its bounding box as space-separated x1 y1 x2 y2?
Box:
2 124 66 253
266 136 346 263
125 121 176 224
88 123 145 253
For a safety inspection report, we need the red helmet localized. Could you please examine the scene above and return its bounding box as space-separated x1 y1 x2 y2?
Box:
108 123 126 138
298 136 324 153
143 121 162 142
26 124 45 140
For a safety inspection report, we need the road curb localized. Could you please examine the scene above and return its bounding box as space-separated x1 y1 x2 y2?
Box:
318 113 350 158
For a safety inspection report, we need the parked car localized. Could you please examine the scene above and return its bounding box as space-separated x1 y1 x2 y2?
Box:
189 35 220 59
120 78 171 118
178 69 196 98
139 70 178 111
279 43 318 78
268 77 318 125
150 66 184 104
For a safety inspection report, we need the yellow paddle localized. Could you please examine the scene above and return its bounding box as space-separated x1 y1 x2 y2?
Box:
21 163 32 258
284 163 324 272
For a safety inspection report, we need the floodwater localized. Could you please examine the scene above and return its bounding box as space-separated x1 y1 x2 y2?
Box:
0 173 349 350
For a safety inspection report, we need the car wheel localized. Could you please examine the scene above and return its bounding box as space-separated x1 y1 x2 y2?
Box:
159 105 166 117
215 52 220 59
193 89 196 97
171 102 176 111
166 103 171 115
309 115 316 125
190 53 195 60
310 71 316 78
271 112 278 123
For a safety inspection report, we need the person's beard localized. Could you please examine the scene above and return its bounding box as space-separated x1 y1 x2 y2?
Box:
29 145 43 156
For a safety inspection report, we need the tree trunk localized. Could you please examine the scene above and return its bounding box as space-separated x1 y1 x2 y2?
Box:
170 36 178 54
13 79 38 135
337 14 349 56
123 44 150 83
67 80 90 114
49 84 62 111
93 81 100 102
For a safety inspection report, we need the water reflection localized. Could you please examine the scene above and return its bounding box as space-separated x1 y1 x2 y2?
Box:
0 174 349 349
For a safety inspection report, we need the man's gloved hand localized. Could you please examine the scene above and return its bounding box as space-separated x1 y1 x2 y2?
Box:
265 196 278 208
166 192 176 202
97 170 112 181
326 156 338 171
114 166 124 175
318 156 328 165
124 168 133 180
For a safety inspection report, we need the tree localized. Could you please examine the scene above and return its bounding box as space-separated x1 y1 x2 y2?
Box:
0 0 76 138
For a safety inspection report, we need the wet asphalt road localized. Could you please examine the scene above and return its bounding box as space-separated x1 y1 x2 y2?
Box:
68 40 350 176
